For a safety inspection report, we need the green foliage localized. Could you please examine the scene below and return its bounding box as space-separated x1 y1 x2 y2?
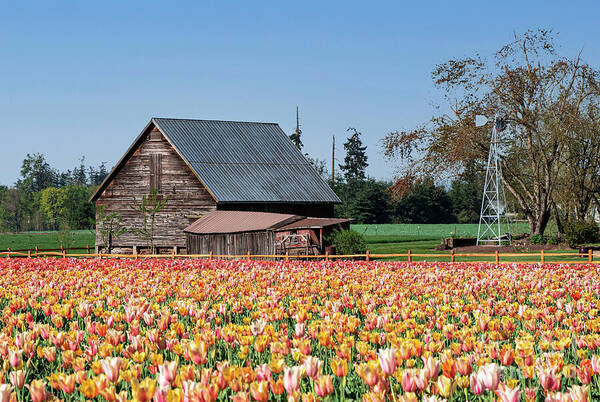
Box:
328 229 367 255
39 187 67 227
96 205 127 253
1 154 107 232
448 163 482 224
339 128 368 181
563 220 599 248
391 181 454 224
546 235 559 245
529 234 546 245
333 179 391 224
130 189 168 251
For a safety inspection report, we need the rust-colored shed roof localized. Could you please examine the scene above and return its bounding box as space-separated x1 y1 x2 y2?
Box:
183 211 301 234
276 217 353 231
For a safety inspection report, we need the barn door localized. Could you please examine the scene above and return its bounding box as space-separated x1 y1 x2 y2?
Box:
150 154 162 193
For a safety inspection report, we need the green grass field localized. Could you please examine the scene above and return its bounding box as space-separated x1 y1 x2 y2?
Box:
350 222 580 263
0 230 95 252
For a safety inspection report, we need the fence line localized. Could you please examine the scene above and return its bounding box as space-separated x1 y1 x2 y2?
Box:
0 248 596 264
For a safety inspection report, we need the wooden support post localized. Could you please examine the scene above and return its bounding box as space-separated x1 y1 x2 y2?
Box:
99 250 103 260
60 244 64 253
247 251 251 261
540 249 545 264
407 249 412 263
35 246 38 255
589 249 593 263
325 252 329 261
495 250 499 264
366 250 370 261
285 251 289 262
28 250 31 258
172 246 176 260
86 244 90 254
62 249 66 259
450 249 455 263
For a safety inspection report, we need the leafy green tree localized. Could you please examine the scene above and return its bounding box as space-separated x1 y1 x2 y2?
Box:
333 179 391 224
391 180 454 224
448 162 483 223
18 153 58 193
130 189 168 252
96 205 127 253
39 187 67 229
339 128 368 182
63 186 95 229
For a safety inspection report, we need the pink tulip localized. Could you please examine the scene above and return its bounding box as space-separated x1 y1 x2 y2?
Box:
158 361 178 387
377 347 397 376
283 366 301 394
0 384 13 402
537 367 560 392
591 355 600 374
470 372 484 395
9 370 25 388
569 385 589 402
256 364 272 382
100 357 122 383
8 350 21 368
422 355 440 380
496 384 520 402
303 356 322 379
478 363 502 391
294 323 306 338
401 369 417 392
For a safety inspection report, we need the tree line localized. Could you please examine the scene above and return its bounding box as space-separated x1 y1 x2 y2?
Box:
293 125 483 225
0 154 108 232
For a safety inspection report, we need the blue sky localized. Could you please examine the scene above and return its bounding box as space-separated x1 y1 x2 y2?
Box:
1 1 599 185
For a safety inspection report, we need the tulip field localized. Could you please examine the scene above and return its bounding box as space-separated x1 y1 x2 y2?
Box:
0 259 599 401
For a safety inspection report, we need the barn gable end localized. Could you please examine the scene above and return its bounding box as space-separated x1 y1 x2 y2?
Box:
94 124 216 253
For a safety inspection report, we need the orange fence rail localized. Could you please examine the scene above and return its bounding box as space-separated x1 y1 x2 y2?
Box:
0 248 596 264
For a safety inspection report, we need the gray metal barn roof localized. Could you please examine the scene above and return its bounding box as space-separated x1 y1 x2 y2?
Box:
153 118 340 203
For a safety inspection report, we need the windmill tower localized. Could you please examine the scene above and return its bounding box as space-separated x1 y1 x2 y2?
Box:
476 113 511 246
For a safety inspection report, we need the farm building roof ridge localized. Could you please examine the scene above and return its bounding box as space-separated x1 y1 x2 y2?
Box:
90 118 341 204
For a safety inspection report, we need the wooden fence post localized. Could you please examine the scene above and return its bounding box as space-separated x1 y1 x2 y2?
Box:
325 252 329 261
62 249 66 259
35 246 38 255
86 244 90 254
247 251 250 261
366 250 370 261
495 250 499 264
285 252 289 262
28 250 31 258
209 251 213 261
99 250 103 260
589 249 593 263
407 249 412 263
450 249 455 263
540 250 545 264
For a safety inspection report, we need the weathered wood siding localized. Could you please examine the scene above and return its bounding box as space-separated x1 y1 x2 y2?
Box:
95 126 216 252
186 231 275 255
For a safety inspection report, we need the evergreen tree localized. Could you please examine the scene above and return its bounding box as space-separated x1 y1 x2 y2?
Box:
339 127 368 181
289 106 303 150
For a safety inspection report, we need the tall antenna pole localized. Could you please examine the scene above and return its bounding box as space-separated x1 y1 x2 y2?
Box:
477 113 511 246
331 135 335 185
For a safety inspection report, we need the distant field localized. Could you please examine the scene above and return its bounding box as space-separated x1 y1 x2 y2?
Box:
351 222 531 244
0 230 95 252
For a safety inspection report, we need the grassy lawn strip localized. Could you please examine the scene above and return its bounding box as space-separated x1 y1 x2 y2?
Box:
0 231 95 253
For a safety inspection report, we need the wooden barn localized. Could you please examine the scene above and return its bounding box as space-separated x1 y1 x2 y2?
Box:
90 118 341 254
184 210 351 255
